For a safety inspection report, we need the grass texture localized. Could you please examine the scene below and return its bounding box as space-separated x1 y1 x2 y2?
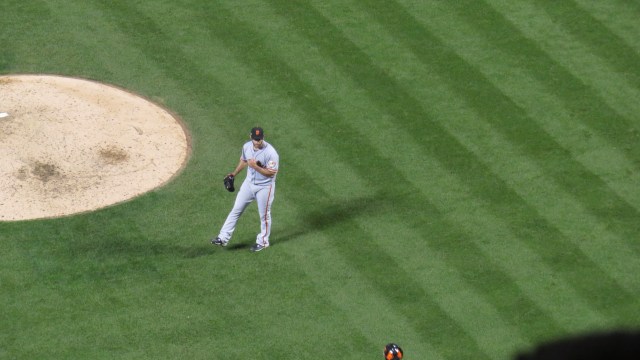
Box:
1 0 639 359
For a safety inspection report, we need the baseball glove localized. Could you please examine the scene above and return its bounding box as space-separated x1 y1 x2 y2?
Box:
223 174 235 192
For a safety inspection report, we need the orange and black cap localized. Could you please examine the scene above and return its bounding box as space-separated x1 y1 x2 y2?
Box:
251 127 264 140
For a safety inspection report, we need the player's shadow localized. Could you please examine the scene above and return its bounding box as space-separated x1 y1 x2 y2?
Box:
275 193 395 245
72 238 216 259
222 192 406 250
227 243 251 251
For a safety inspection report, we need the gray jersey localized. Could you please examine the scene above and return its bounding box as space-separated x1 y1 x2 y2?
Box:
217 140 279 247
241 140 279 186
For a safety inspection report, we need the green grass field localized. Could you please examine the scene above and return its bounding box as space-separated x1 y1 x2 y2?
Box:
1 1 639 359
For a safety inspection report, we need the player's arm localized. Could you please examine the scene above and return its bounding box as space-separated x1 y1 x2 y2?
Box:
229 157 248 177
247 159 277 177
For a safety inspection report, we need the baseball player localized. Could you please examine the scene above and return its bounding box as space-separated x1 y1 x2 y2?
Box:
211 127 279 252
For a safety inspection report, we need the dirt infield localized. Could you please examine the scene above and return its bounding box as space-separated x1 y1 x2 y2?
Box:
0 75 190 221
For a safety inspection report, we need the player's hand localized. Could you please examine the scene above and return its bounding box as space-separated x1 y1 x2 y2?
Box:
247 159 258 168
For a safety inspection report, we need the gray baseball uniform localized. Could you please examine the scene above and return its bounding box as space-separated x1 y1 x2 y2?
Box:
217 140 279 247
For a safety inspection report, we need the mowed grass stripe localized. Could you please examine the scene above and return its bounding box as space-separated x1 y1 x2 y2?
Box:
0 0 54 73
572 0 640 52
1 216 173 358
211 0 504 356
39 0 199 107
438 110 640 302
144 4 481 355
0 223 65 356
535 0 640 90
378 0 640 221
400 0 640 184
240 0 608 352
279 185 446 359
178 250 366 360
369 0 640 254
482 1 640 131
483 0 640 151
83 0 289 196
279 182 497 358
111 0 295 151
192 3 494 358
300 0 623 333
366 213 563 358
333 207 529 359
385 1 640 291
247 0 574 342
273 174 442 358
321 0 640 217
375 174 613 333
316 0 640 316
447 114 640 297
293 0 640 323
35 1 128 80
133 1 372 202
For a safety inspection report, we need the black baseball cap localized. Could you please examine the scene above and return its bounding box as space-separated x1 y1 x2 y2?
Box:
251 127 264 140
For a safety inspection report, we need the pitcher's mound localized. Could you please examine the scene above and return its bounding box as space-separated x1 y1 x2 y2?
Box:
0 75 190 221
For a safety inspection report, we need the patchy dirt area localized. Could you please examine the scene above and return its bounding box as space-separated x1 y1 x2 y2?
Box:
0 74 190 221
